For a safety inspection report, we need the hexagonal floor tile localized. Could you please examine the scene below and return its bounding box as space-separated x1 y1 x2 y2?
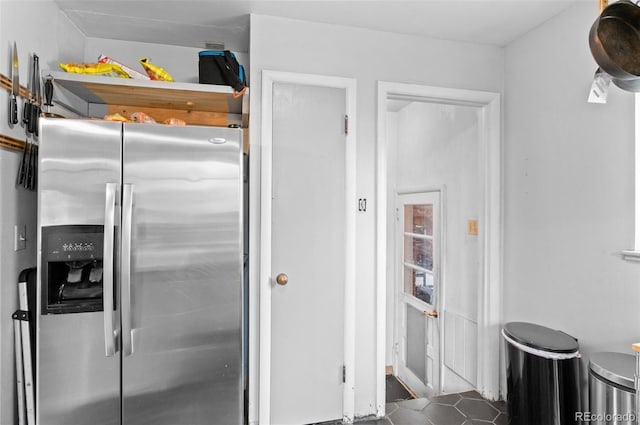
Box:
388 406 431 425
429 393 462 406
396 398 430 411
455 398 499 422
385 403 399 416
490 400 507 413
458 391 484 400
422 403 466 425
493 412 509 425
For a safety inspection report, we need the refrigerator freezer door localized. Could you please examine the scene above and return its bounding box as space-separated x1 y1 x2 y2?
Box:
37 119 122 425
121 124 243 424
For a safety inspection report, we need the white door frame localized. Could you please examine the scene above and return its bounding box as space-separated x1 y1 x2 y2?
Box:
259 70 357 424
376 81 502 414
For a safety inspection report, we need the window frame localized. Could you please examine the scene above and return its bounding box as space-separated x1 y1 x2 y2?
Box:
621 95 640 261
397 192 441 309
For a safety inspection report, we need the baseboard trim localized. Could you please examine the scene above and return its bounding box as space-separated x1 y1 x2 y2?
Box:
394 375 418 400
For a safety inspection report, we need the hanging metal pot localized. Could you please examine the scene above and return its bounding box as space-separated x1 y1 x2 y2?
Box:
612 76 640 91
589 0 640 80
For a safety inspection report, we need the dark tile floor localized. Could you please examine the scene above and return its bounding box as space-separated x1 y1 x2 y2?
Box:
383 391 508 425
385 375 414 403
313 390 508 425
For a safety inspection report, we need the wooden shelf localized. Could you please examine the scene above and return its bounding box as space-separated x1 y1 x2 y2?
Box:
47 71 248 127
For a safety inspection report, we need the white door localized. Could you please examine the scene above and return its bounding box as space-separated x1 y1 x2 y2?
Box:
267 81 347 425
395 191 441 398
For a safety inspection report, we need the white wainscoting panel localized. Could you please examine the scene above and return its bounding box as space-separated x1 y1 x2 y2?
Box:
444 310 478 388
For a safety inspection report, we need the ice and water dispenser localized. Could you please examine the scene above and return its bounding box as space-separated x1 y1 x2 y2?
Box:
41 225 109 314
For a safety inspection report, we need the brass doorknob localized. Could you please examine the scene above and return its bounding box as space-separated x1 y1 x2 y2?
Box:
275 273 289 286
423 310 439 318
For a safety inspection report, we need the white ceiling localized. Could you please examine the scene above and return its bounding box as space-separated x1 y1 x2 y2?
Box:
55 0 583 53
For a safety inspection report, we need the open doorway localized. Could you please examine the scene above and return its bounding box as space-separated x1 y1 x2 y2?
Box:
375 82 502 415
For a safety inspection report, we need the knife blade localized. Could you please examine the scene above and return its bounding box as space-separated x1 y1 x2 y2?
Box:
33 54 40 105
9 42 18 125
23 53 34 132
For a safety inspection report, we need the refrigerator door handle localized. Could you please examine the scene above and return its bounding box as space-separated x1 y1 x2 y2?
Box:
121 183 134 356
103 182 117 357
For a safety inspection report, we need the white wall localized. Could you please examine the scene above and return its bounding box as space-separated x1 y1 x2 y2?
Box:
249 13 504 419
0 2 85 423
504 2 640 398
395 102 480 319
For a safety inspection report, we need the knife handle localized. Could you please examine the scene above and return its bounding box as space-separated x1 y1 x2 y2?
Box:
29 105 41 136
9 95 17 125
44 77 53 107
23 102 31 128
30 105 40 136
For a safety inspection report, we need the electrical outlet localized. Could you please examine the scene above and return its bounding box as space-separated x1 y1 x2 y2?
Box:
14 224 26 251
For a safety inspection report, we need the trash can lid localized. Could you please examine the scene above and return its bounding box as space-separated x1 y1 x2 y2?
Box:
503 322 579 354
590 352 636 390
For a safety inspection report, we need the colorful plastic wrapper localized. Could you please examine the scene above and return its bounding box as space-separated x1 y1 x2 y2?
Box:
130 112 156 123
139 58 174 82
98 55 150 80
103 113 129 122
163 118 186 126
59 62 130 78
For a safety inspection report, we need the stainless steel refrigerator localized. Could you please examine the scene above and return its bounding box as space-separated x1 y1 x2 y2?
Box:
36 118 244 425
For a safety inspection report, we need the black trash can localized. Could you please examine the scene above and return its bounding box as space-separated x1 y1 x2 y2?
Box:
503 322 582 425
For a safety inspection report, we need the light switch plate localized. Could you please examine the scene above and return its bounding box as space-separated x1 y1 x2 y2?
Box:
14 224 26 251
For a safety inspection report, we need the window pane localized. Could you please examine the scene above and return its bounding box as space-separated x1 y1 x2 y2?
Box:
404 236 433 270
404 266 433 304
404 204 433 236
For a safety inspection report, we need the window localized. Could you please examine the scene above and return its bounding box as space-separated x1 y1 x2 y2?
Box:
622 95 640 261
401 198 438 305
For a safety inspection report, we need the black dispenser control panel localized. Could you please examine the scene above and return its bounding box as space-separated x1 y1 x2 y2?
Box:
41 225 112 314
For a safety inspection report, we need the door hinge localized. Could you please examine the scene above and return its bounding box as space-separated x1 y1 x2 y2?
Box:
342 365 346 383
344 115 348 136
12 310 29 321
396 208 400 221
